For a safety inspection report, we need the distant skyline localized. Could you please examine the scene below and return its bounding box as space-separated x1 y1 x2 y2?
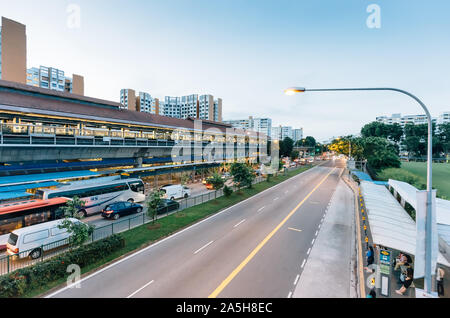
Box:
1 0 449 141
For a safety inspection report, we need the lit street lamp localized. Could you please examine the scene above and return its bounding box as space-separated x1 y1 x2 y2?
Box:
285 86 435 294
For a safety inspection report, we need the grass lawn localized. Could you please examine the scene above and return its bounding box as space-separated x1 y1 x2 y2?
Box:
401 162 450 198
29 165 313 298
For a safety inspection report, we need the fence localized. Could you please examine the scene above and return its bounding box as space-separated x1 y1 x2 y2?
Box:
0 165 306 276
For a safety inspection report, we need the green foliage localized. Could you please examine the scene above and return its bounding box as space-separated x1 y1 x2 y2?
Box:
377 168 426 190
361 122 404 143
291 150 300 160
58 219 94 248
223 185 233 197
57 196 86 218
180 172 192 185
146 190 164 223
0 235 125 298
296 136 316 148
57 197 93 248
230 162 255 189
279 137 294 158
206 173 225 190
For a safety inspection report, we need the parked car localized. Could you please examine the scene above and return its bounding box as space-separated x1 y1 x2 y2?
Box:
102 201 143 220
6 218 83 259
157 199 180 215
160 184 191 200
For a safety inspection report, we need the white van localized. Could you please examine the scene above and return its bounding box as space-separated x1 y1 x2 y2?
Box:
6 218 82 259
160 184 191 200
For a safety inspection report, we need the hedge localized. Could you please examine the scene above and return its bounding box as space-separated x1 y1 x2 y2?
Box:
0 234 125 298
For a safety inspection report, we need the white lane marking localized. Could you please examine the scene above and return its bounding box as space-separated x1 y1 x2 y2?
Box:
274 197 279 201
287 291 293 298
234 219 246 228
307 248 311 255
194 241 214 254
315 230 319 236
301 259 306 268
126 280 154 298
311 238 315 245
45 165 325 298
319 224 322 229
257 206 265 213
294 274 300 285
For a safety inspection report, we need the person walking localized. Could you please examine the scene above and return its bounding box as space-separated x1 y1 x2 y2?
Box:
396 268 414 296
437 267 445 296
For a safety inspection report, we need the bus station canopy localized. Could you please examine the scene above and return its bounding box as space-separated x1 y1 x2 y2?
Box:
0 181 60 193
0 170 100 187
360 181 450 267
0 191 33 201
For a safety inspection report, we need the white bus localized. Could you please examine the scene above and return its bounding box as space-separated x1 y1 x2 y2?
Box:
36 177 146 217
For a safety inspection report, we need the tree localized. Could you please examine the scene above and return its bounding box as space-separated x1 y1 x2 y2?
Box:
361 121 404 143
230 162 255 190
361 137 401 171
57 196 94 248
291 150 300 160
146 190 164 223
206 173 225 197
279 137 294 158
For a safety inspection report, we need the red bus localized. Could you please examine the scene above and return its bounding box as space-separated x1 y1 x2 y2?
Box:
0 198 69 236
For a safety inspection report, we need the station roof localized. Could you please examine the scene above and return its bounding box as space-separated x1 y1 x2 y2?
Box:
360 181 450 267
0 191 33 201
0 181 60 192
0 80 265 138
0 170 99 187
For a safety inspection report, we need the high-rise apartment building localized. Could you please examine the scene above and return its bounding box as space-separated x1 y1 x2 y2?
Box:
0 17 27 84
293 128 304 142
198 94 214 121
214 98 223 122
270 125 302 141
438 112 450 125
181 94 199 119
224 116 272 137
376 113 437 127
137 92 160 115
120 89 223 122
26 66 84 95
120 89 137 111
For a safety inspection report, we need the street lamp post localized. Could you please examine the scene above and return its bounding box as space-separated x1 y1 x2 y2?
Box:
285 86 434 293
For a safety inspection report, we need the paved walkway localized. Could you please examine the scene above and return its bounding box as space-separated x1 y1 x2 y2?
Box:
293 178 356 298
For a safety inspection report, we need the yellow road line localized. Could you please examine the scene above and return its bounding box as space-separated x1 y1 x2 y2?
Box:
208 167 337 298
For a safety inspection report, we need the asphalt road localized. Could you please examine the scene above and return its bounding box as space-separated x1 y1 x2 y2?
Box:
48 159 345 298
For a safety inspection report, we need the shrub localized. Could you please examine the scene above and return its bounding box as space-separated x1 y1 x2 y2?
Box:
0 234 125 298
223 185 233 197
377 168 426 190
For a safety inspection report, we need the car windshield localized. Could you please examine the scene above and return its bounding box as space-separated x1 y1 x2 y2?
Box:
8 233 18 246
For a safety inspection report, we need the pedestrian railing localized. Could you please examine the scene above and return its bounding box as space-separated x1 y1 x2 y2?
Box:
0 165 307 276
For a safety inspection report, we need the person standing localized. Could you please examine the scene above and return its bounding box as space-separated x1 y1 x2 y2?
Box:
437 267 445 296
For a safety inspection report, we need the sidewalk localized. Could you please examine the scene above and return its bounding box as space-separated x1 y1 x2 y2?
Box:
292 179 357 298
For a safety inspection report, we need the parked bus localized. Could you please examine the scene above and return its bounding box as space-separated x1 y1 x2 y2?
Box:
0 198 69 236
36 178 146 217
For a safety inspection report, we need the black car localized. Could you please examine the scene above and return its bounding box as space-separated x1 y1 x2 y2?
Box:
102 201 143 220
157 199 180 215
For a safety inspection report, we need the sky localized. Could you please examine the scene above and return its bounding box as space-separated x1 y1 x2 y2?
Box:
1 0 449 141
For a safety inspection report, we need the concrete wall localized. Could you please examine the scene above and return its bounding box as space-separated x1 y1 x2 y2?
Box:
0 145 174 163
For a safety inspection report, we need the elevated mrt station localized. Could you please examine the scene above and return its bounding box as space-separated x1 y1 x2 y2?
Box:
0 80 268 192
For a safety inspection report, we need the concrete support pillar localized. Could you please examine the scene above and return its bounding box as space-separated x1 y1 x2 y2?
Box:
401 197 406 208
